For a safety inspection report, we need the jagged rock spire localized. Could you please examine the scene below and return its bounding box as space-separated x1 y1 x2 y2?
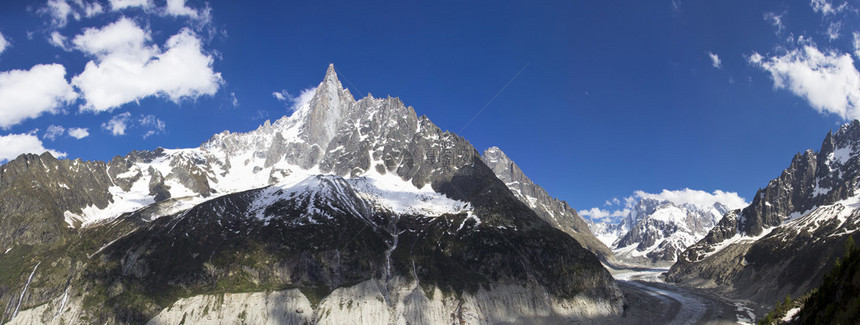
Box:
302 64 354 149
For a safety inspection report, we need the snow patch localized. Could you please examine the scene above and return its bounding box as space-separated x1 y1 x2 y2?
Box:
781 307 800 322
734 302 756 324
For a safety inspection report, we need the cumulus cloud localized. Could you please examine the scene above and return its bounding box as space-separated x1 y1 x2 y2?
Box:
0 133 66 163
67 127 89 139
582 188 748 224
102 112 131 135
44 124 66 140
708 51 722 68
71 17 151 59
71 17 223 112
0 32 8 55
109 0 153 11
749 45 860 120
273 87 317 112
0 64 77 129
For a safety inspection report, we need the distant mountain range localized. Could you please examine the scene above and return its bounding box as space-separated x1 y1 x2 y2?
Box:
589 194 744 266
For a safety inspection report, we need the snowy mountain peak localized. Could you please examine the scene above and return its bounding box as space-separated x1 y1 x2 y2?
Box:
56 64 488 228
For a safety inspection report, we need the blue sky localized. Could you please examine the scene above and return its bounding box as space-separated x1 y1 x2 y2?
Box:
0 0 859 222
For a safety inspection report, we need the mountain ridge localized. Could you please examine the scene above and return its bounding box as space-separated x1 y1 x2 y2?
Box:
667 120 860 306
481 146 615 262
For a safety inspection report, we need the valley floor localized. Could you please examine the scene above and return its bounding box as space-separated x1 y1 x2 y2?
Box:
606 266 769 325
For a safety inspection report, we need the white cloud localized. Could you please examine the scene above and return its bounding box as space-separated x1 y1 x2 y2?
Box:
77 0 104 17
810 0 849 16
41 0 105 27
583 188 747 224
827 21 841 40
109 0 153 11
49 31 69 50
273 87 317 112
102 112 131 135
604 198 621 206
139 114 165 138
853 32 860 59
0 133 66 163
579 207 629 223
67 127 89 139
750 45 860 120
71 18 223 112
102 112 165 137
43 0 76 27
763 12 785 33
634 188 748 210
165 0 198 18
272 91 286 101
72 17 152 58
0 64 77 129
45 125 90 140
0 32 8 55
708 51 722 68
44 124 66 140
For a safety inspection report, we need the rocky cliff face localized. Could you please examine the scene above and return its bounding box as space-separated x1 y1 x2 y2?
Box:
0 64 623 324
667 121 860 306
481 146 615 262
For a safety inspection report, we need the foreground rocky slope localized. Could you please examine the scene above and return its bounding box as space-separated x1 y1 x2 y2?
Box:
0 65 622 324
668 121 860 306
788 238 860 324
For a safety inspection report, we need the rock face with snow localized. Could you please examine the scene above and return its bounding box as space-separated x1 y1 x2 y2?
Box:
588 197 731 266
0 64 622 324
481 146 615 262
667 121 860 306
